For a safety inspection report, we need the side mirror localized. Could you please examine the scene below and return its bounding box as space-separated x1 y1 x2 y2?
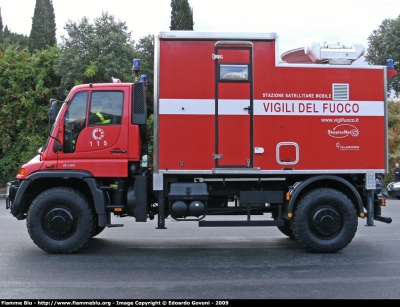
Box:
53 140 63 153
49 99 59 123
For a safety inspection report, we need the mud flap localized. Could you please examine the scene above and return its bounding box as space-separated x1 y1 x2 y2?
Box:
133 175 148 222
85 178 108 227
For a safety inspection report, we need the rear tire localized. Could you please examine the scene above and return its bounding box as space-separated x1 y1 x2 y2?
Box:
292 188 358 253
271 211 294 239
27 187 95 254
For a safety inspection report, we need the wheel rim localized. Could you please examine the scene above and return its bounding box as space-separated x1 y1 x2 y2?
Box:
311 206 343 238
43 207 76 239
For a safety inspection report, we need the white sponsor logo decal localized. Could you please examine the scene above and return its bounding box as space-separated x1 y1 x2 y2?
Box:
328 124 359 138
336 142 360 151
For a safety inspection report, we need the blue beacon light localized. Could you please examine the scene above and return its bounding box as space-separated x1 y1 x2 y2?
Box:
132 59 141 75
387 59 394 70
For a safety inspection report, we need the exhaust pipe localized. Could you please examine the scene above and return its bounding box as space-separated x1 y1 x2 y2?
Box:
374 215 392 224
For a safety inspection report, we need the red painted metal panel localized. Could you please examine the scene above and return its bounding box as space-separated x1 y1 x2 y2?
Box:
218 78 250 99
217 82 250 166
158 115 215 170
217 115 250 166
127 124 142 161
159 41 215 99
278 144 297 163
217 49 250 63
253 115 385 170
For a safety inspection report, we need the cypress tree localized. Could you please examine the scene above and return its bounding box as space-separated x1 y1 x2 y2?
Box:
0 7 3 41
0 7 3 34
29 0 56 52
170 0 194 30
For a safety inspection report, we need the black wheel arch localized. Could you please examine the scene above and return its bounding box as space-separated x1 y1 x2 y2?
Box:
11 171 107 221
287 175 363 218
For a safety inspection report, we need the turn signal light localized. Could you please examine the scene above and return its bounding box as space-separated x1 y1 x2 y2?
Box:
18 168 26 176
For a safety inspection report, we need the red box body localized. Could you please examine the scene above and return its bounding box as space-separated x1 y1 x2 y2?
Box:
155 32 388 174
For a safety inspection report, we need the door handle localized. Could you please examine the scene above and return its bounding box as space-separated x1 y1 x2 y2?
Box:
110 149 127 153
244 106 251 114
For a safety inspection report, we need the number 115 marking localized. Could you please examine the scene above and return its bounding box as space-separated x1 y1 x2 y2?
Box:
90 140 108 146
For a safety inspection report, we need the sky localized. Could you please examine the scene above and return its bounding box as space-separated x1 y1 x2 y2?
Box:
1 0 400 58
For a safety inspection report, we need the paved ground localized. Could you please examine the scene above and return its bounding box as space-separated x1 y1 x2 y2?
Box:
1 197 399 299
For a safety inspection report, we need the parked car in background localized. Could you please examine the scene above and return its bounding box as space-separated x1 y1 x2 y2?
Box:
376 177 383 195
386 181 400 199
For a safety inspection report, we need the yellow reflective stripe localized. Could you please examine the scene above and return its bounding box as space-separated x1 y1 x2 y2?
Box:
96 112 104 121
95 112 111 124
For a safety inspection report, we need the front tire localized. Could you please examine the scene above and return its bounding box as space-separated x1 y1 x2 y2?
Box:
92 226 105 237
27 187 95 254
292 188 358 253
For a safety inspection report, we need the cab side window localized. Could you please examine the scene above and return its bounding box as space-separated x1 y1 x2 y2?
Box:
89 91 124 126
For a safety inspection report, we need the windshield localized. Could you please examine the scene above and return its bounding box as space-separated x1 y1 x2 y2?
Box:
41 100 68 154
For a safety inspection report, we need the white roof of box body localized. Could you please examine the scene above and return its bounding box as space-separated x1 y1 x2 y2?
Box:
158 31 277 40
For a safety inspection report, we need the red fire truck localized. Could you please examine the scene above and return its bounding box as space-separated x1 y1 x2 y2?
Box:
5 31 396 254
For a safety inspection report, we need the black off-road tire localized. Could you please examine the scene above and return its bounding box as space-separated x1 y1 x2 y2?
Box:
27 187 95 254
92 226 105 237
271 211 294 239
292 187 358 253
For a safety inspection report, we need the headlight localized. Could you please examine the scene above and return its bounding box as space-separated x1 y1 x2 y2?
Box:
387 182 400 191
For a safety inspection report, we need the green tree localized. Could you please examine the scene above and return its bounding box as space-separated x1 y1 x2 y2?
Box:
55 12 136 97
29 0 57 53
0 7 29 51
0 7 3 35
170 0 194 30
134 34 154 115
0 30 30 52
0 46 60 185
388 99 400 164
365 15 400 97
